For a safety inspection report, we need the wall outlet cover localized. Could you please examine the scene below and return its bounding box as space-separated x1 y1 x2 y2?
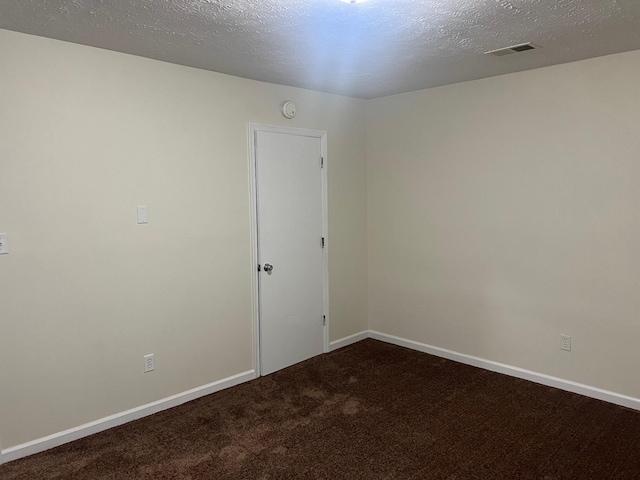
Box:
144 354 154 372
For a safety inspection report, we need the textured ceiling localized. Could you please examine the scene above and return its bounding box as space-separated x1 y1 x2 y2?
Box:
1 0 640 98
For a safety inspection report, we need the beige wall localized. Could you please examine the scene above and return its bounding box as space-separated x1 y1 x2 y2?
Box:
0 29 368 449
367 49 640 398
3 24 640 453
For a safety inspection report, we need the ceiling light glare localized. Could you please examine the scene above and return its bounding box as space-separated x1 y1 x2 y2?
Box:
340 0 367 4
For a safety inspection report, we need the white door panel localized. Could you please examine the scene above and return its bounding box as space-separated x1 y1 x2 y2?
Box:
256 130 325 375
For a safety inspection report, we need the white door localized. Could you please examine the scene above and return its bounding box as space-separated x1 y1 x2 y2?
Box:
255 129 326 375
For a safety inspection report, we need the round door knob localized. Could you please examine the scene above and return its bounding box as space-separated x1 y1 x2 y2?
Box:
263 263 274 274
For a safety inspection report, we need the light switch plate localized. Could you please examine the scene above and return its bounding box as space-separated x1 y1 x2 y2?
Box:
137 206 148 224
0 233 8 254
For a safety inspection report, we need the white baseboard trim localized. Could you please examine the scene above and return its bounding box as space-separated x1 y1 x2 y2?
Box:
329 331 369 351
5 331 639 465
0 369 256 465
368 330 640 412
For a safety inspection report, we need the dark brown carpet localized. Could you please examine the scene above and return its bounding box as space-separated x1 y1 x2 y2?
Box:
2 339 640 479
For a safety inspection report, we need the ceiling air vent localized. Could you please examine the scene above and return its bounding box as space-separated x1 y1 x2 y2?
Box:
485 42 539 57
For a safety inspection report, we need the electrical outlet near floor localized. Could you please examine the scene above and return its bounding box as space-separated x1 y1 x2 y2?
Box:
144 354 155 373
560 335 572 352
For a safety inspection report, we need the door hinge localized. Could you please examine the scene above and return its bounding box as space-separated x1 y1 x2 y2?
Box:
321 237 325 248
323 315 326 326
321 157 324 168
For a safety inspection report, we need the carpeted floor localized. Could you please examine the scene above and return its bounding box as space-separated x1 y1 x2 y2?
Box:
2 339 640 479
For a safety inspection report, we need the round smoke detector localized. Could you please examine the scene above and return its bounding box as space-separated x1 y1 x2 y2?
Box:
282 101 297 119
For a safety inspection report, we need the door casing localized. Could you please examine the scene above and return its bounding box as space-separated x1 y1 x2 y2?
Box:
248 123 329 377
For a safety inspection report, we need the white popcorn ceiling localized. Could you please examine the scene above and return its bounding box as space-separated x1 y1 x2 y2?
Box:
1 0 640 98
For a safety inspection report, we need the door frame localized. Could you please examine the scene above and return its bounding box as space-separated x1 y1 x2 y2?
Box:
248 123 329 377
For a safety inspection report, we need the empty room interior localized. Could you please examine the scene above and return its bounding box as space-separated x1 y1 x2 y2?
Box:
2 0 640 478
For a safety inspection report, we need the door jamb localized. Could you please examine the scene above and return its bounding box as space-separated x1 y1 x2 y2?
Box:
248 123 329 378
